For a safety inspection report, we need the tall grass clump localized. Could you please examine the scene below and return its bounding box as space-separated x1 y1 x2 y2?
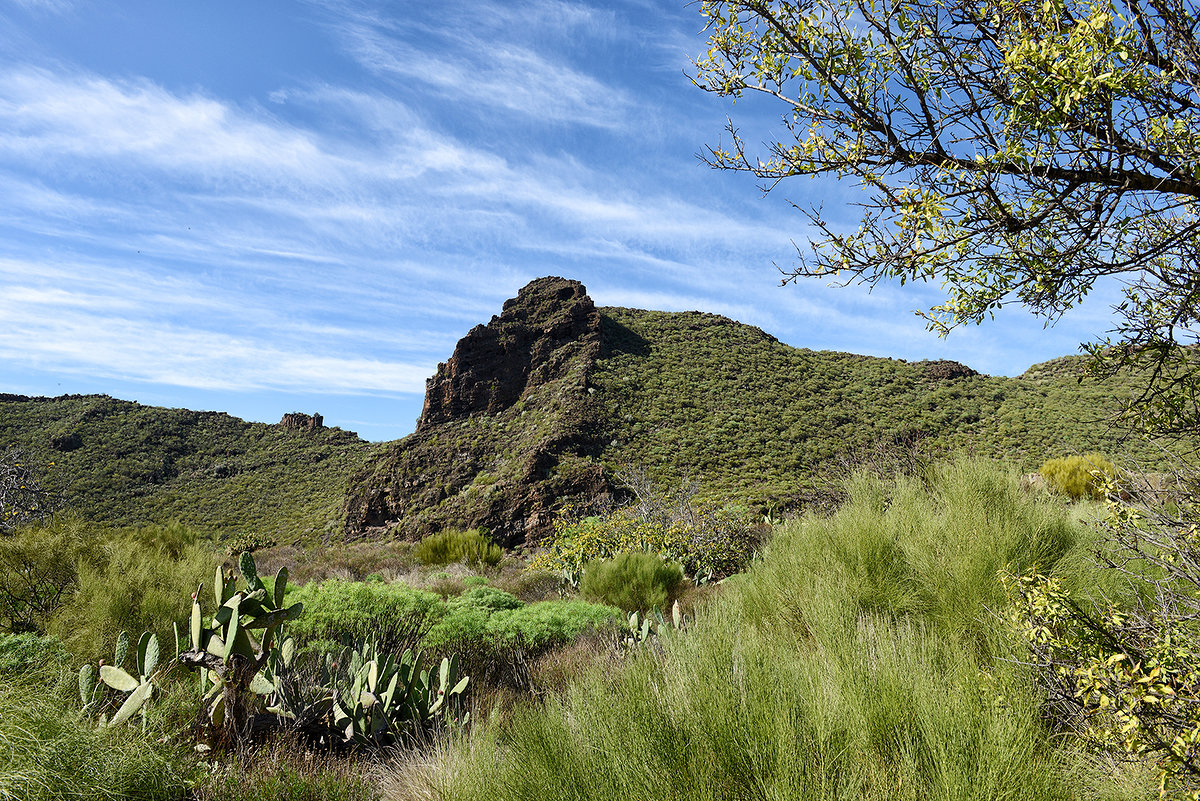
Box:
0 667 192 800
48 523 215 661
580 551 683 613
430 459 1122 801
415 528 502 568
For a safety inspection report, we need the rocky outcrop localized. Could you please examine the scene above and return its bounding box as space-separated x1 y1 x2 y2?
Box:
279 412 324 432
420 276 601 428
920 360 979 380
343 277 611 547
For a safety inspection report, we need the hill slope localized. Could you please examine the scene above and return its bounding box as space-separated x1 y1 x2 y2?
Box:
343 278 1169 546
0 395 373 543
0 276 1172 546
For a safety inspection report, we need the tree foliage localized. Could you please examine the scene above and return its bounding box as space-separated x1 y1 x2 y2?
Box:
693 0 1200 435
1008 471 1200 797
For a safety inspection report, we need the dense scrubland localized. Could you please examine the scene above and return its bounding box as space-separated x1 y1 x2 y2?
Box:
2 452 1194 800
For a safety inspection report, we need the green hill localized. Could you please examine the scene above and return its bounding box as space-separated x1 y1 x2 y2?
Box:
0 277 1176 546
592 307 1156 507
0 395 374 543
342 278 1174 546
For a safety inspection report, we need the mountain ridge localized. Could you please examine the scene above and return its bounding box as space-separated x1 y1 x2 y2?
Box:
0 276 1170 546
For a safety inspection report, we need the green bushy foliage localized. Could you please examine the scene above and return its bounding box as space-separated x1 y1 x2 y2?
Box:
285 579 442 653
0 632 69 674
422 589 619 689
437 460 1114 801
484 601 622 650
0 516 102 633
533 501 762 585
1008 464 1200 797
580 551 683 613
0 518 215 661
1039 453 1119 500
449 586 524 613
414 528 502 567
48 526 214 661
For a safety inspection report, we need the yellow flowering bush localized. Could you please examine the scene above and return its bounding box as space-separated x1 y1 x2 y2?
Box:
531 502 763 585
1007 472 1200 799
1038 452 1119 500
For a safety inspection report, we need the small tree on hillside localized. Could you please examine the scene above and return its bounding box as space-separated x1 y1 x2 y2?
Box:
0 448 58 532
692 0 1200 437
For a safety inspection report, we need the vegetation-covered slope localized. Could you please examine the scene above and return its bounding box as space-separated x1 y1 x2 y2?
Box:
592 307 1163 508
0 394 374 543
0 278 1176 545
341 278 1180 545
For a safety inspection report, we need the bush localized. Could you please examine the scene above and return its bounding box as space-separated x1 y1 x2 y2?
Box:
0 633 69 674
1009 460 1200 796
285 579 442 653
0 517 102 634
580 551 683 613
423 590 619 690
484 601 622 650
415 528 502 568
48 526 214 661
532 503 761 585
1039 453 1119 500
449 586 524 613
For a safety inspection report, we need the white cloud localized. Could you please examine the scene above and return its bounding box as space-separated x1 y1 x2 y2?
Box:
320 1 632 129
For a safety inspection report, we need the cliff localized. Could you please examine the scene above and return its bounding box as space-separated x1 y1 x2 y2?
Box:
343 277 612 546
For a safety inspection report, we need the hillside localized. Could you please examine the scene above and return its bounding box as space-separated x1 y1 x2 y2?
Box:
0 395 374 543
0 276 1173 547
343 277 1170 546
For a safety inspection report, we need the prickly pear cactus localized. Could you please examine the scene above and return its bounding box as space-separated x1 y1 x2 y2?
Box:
178 551 302 748
322 642 469 748
80 630 161 729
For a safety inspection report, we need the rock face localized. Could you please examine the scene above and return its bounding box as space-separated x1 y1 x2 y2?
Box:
920 360 980 381
343 277 611 547
420 276 601 428
279 412 324 432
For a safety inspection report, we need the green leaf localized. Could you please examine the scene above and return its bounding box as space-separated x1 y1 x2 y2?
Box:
274 566 289 608
99 664 139 692
107 681 153 727
113 630 129 669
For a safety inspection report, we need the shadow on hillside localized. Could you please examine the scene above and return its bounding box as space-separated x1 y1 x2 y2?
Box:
599 314 650 358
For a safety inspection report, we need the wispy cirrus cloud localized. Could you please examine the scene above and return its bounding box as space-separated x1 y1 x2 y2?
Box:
313 0 634 129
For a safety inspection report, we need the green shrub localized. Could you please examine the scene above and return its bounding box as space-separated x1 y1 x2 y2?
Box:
286 579 442 653
484 600 622 650
0 517 103 634
414 528 502 567
449 586 524 612
532 501 763 584
0 633 69 674
424 587 525 652
1039 453 1119 500
580 551 683 613
48 527 214 661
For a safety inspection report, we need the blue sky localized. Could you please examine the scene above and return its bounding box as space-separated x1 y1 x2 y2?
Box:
0 0 1120 441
